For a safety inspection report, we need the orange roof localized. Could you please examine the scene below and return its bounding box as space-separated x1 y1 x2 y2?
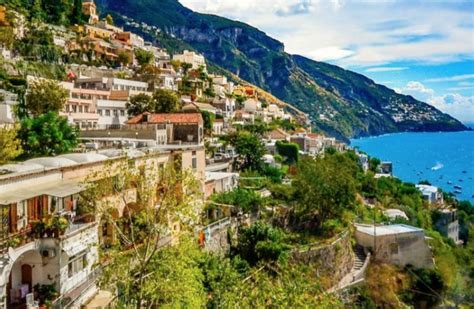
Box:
307 133 323 139
126 113 203 125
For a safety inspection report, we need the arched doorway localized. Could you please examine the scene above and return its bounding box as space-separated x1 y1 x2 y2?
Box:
6 250 44 308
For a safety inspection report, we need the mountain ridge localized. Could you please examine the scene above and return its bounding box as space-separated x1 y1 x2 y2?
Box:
103 0 467 140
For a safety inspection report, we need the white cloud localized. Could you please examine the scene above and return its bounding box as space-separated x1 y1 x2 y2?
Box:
424 74 474 83
397 81 474 123
365 67 408 73
180 1 474 67
306 46 354 61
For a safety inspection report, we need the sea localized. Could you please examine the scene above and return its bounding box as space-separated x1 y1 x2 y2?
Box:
351 129 474 203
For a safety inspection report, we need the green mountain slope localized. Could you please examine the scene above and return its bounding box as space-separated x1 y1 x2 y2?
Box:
96 0 467 141
0 0 457 141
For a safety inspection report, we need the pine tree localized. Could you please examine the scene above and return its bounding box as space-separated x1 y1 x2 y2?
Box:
70 0 84 25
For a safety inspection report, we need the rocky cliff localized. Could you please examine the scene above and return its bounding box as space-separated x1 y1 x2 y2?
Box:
98 0 467 141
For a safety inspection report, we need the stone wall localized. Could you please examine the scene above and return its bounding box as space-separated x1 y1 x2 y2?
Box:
290 231 354 289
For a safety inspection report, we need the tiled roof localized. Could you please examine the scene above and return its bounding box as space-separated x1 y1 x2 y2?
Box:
126 113 203 125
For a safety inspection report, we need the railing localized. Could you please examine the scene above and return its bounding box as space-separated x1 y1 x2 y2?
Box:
52 267 102 309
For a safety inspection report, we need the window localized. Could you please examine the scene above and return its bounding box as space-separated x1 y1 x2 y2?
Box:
113 110 118 117
192 157 197 170
120 110 125 116
68 253 88 278
79 106 83 113
84 106 89 113
389 243 398 255
98 109 102 116
105 110 110 116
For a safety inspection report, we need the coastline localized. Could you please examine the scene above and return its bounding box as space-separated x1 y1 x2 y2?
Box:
351 130 474 203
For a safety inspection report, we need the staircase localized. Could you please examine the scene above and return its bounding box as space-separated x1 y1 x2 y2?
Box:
353 245 366 272
329 245 370 293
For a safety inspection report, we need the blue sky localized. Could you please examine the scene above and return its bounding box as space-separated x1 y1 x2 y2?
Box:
180 0 474 123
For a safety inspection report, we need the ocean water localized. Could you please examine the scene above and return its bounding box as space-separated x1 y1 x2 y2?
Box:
351 130 474 203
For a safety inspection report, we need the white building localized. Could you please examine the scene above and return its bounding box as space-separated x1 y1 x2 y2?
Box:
243 98 261 113
96 99 128 128
355 224 433 269
416 184 443 205
173 50 206 71
0 89 18 124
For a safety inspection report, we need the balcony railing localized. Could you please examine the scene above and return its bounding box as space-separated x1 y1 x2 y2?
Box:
52 267 102 309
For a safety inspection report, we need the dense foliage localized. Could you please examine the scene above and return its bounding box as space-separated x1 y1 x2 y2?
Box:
18 112 78 158
0 125 23 164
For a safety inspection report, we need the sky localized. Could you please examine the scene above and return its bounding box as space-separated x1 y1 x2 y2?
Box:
179 0 474 124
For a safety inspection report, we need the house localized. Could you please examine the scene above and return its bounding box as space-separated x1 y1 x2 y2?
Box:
211 97 235 119
82 0 99 24
204 172 239 199
355 224 434 269
243 98 261 113
379 161 393 175
0 89 18 125
416 184 444 205
0 147 206 308
433 208 460 244
266 128 290 142
357 153 369 172
173 50 206 71
212 119 224 135
384 209 409 221
126 113 204 145
290 133 324 155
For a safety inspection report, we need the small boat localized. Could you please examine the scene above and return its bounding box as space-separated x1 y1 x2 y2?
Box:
459 179 464 182
447 181 453 184
454 185 462 190
454 190 462 194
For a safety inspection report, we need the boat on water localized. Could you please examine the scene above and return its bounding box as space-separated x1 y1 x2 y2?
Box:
454 185 462 190
448 181 453 184
454 190 462 194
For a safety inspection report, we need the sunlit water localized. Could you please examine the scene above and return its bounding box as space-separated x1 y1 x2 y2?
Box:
351 130 474 203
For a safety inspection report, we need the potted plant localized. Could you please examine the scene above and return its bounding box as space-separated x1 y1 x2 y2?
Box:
34 283 58 308
51 216 69 236
31 220 46 238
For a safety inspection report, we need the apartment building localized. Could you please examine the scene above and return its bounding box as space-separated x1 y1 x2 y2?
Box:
173 50 206 71
62 77 150 129
0 146 205 308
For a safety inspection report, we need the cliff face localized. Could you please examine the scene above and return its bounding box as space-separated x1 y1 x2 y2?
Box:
98 0 467 141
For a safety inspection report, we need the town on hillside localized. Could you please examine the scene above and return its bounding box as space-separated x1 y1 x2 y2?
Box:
0 1 472 308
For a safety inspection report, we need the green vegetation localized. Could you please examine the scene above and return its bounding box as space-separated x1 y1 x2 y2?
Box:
0 125 23 164
99 0 467 141
275 140 299 164
225 131 266 172
200 110 214 136
25 79 69 116
18 112 78 158
134 48 154 66
126 89 181 116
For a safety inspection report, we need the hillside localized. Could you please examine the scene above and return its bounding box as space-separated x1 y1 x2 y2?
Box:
97 0 467 141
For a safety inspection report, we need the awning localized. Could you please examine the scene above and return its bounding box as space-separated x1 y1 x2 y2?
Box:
41 181 86 198
0 180 85 205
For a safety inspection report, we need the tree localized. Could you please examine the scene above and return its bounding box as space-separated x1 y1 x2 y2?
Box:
70 0 84 25
117 51 131 67
227 131 265 171
134 48 154 67
200 110 215 136
293 153 358 232
105 14 114 25
0 125 23 164
126 93 153 117
234 222 290 266
18 112 78 158
81 160 202 308
152 89 181 113
276 141 299 164
25 79 69 116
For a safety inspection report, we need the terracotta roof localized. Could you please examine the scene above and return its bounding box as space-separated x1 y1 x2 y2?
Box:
126 113 203 125
307 133 324 139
